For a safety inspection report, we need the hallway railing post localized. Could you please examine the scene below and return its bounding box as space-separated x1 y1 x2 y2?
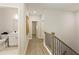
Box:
51 32 55 55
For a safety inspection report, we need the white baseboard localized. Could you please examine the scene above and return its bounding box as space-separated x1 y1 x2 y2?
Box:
43 43 52 55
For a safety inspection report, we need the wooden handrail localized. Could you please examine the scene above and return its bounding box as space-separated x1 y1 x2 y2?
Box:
54 36 79 55
44 32 79 55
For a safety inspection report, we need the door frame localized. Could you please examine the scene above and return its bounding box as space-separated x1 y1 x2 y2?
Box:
32 21 37 38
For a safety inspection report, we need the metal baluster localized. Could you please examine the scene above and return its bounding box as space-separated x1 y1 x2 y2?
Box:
50 34 52 53
57 39 58 55
69 49 71 55
55 38 57 55
65 46 68 55
53 36 55 55
51 32 55 55
52 35 54 54
60 41 62 55
70 49 74 55
62 43 64 55
58 40 60 55
64 45 66 55
57 40 59 55
62 43 65 55
60 42 62 55
68 47 70 55
57 39 60 55
54 37 56 55
56 39 58 55
68 48 70 55
59 40 61 55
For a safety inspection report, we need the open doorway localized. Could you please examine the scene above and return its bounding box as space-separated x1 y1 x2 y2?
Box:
0 7 18 55
32 21 37 39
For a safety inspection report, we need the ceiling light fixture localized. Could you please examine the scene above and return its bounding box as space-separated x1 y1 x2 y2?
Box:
15 14 18 20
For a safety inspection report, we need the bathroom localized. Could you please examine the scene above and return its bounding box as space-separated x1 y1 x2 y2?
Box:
0 6 18 54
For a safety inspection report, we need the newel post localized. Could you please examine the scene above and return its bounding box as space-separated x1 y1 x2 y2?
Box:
44 32 46 44
51 32 55 54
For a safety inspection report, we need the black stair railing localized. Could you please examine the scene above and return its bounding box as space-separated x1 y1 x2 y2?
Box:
44 32 79 55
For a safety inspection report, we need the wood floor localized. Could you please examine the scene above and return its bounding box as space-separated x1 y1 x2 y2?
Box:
26 39 49 55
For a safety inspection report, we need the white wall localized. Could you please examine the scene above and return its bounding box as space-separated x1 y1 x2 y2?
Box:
42 9 76 51
73 12 79 53
0 9 5 33
0 8 18 34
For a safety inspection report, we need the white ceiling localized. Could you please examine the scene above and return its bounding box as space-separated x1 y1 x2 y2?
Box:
26 3 79 12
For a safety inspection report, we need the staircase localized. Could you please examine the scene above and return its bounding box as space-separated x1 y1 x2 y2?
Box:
44 32 79 55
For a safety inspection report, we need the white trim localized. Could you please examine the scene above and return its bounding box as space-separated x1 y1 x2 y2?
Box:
43 42 52 55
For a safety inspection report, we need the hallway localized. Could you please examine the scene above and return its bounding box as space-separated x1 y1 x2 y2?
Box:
26 39 49 55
